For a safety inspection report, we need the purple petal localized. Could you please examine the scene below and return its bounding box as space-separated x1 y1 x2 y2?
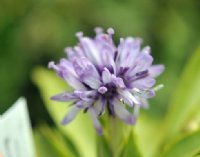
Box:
72 57 101 89
102 68 112 84
127 52 153 77
88 108 103 135
112 77 125 88
62 107 80 125
117 89 140 106
93 97 106 116
132 77 156 89
149 65 165 77
75 100 92 108
112 98 136 125
99 46 116 73
48 60 86 90
116 37 142 68
139 98 149 109
79 37 101 64
51 92 77 102
132 88 155 99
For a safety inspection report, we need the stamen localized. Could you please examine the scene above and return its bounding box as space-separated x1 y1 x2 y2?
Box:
153 84 164 92
107 28 114 35
48 61 59 71
98 86 108 94
120 98 125 104
75 32 83 39
95 27 103 34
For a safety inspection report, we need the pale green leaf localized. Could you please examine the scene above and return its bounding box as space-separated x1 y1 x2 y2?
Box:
32 67 96 157
160 131 200 157
163 45 200 139
97 136 112 157
120 131 142 157
134 114 164 157
34 125 76 157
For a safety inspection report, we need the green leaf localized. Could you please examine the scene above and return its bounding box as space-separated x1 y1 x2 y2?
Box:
120 131 142 157
32 67 96 157
34 125 76 157
163 45 200 139
97 136 112 157
101 117 142 157
160 131 200 157
134 114 164 157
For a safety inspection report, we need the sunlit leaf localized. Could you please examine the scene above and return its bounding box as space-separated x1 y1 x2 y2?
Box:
163 45 200 139
34 124 76 157
134 114 164 157
32 67 96 157
97 136 112 157
160 131 200 157
120 131 142 157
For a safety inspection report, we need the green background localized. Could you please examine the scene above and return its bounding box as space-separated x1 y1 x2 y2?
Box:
0 0 200 156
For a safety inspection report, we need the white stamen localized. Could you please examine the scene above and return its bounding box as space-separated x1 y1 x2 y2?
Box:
95 27 103 34
153 84 164 92
107 28 114 35
75 32 83 38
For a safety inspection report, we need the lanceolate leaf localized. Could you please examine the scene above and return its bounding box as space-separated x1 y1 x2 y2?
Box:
160 130 200 157
120 131 142 157
34 125 76 157
163 45 200 138
97 136 112 157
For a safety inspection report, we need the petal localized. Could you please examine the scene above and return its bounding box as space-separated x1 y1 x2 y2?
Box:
102 68 112 84
139 98 149 109
117 89 140 106
65 46 86 60
72 57 101 89
100 46 116 73
62 106 80 125
48 60 86 90
51 92 77 102
116 37 142 68
112 77 125 88
148 64 165 77
93 97 106 116
133 104 140 117
79 37 101 64
75 100 92 108
128 52 153 77
132 77 156 89
88 108 103 135
132 88 155 99
112 98 136 125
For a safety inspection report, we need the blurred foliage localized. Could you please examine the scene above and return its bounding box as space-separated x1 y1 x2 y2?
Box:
1 0 200 156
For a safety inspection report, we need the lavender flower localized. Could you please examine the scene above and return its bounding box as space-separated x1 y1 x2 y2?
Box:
48 27 164 134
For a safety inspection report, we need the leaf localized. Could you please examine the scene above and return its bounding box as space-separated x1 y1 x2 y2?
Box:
134 114 164 157
32 67 96 157
34 125 76 157
97 136 112 157
120 131 142 157
160 130 200 157
163 45 200 138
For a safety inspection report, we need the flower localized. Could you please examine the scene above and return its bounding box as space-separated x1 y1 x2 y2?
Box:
48 27 164 134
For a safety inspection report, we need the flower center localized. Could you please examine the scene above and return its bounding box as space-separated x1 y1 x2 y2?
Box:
98 83 118 99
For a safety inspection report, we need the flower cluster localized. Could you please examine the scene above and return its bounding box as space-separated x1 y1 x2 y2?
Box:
48 27 164 134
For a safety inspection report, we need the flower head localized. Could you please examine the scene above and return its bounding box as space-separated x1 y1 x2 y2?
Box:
48 27 164 134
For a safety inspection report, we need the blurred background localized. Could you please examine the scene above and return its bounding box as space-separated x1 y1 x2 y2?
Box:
0 0 200 127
